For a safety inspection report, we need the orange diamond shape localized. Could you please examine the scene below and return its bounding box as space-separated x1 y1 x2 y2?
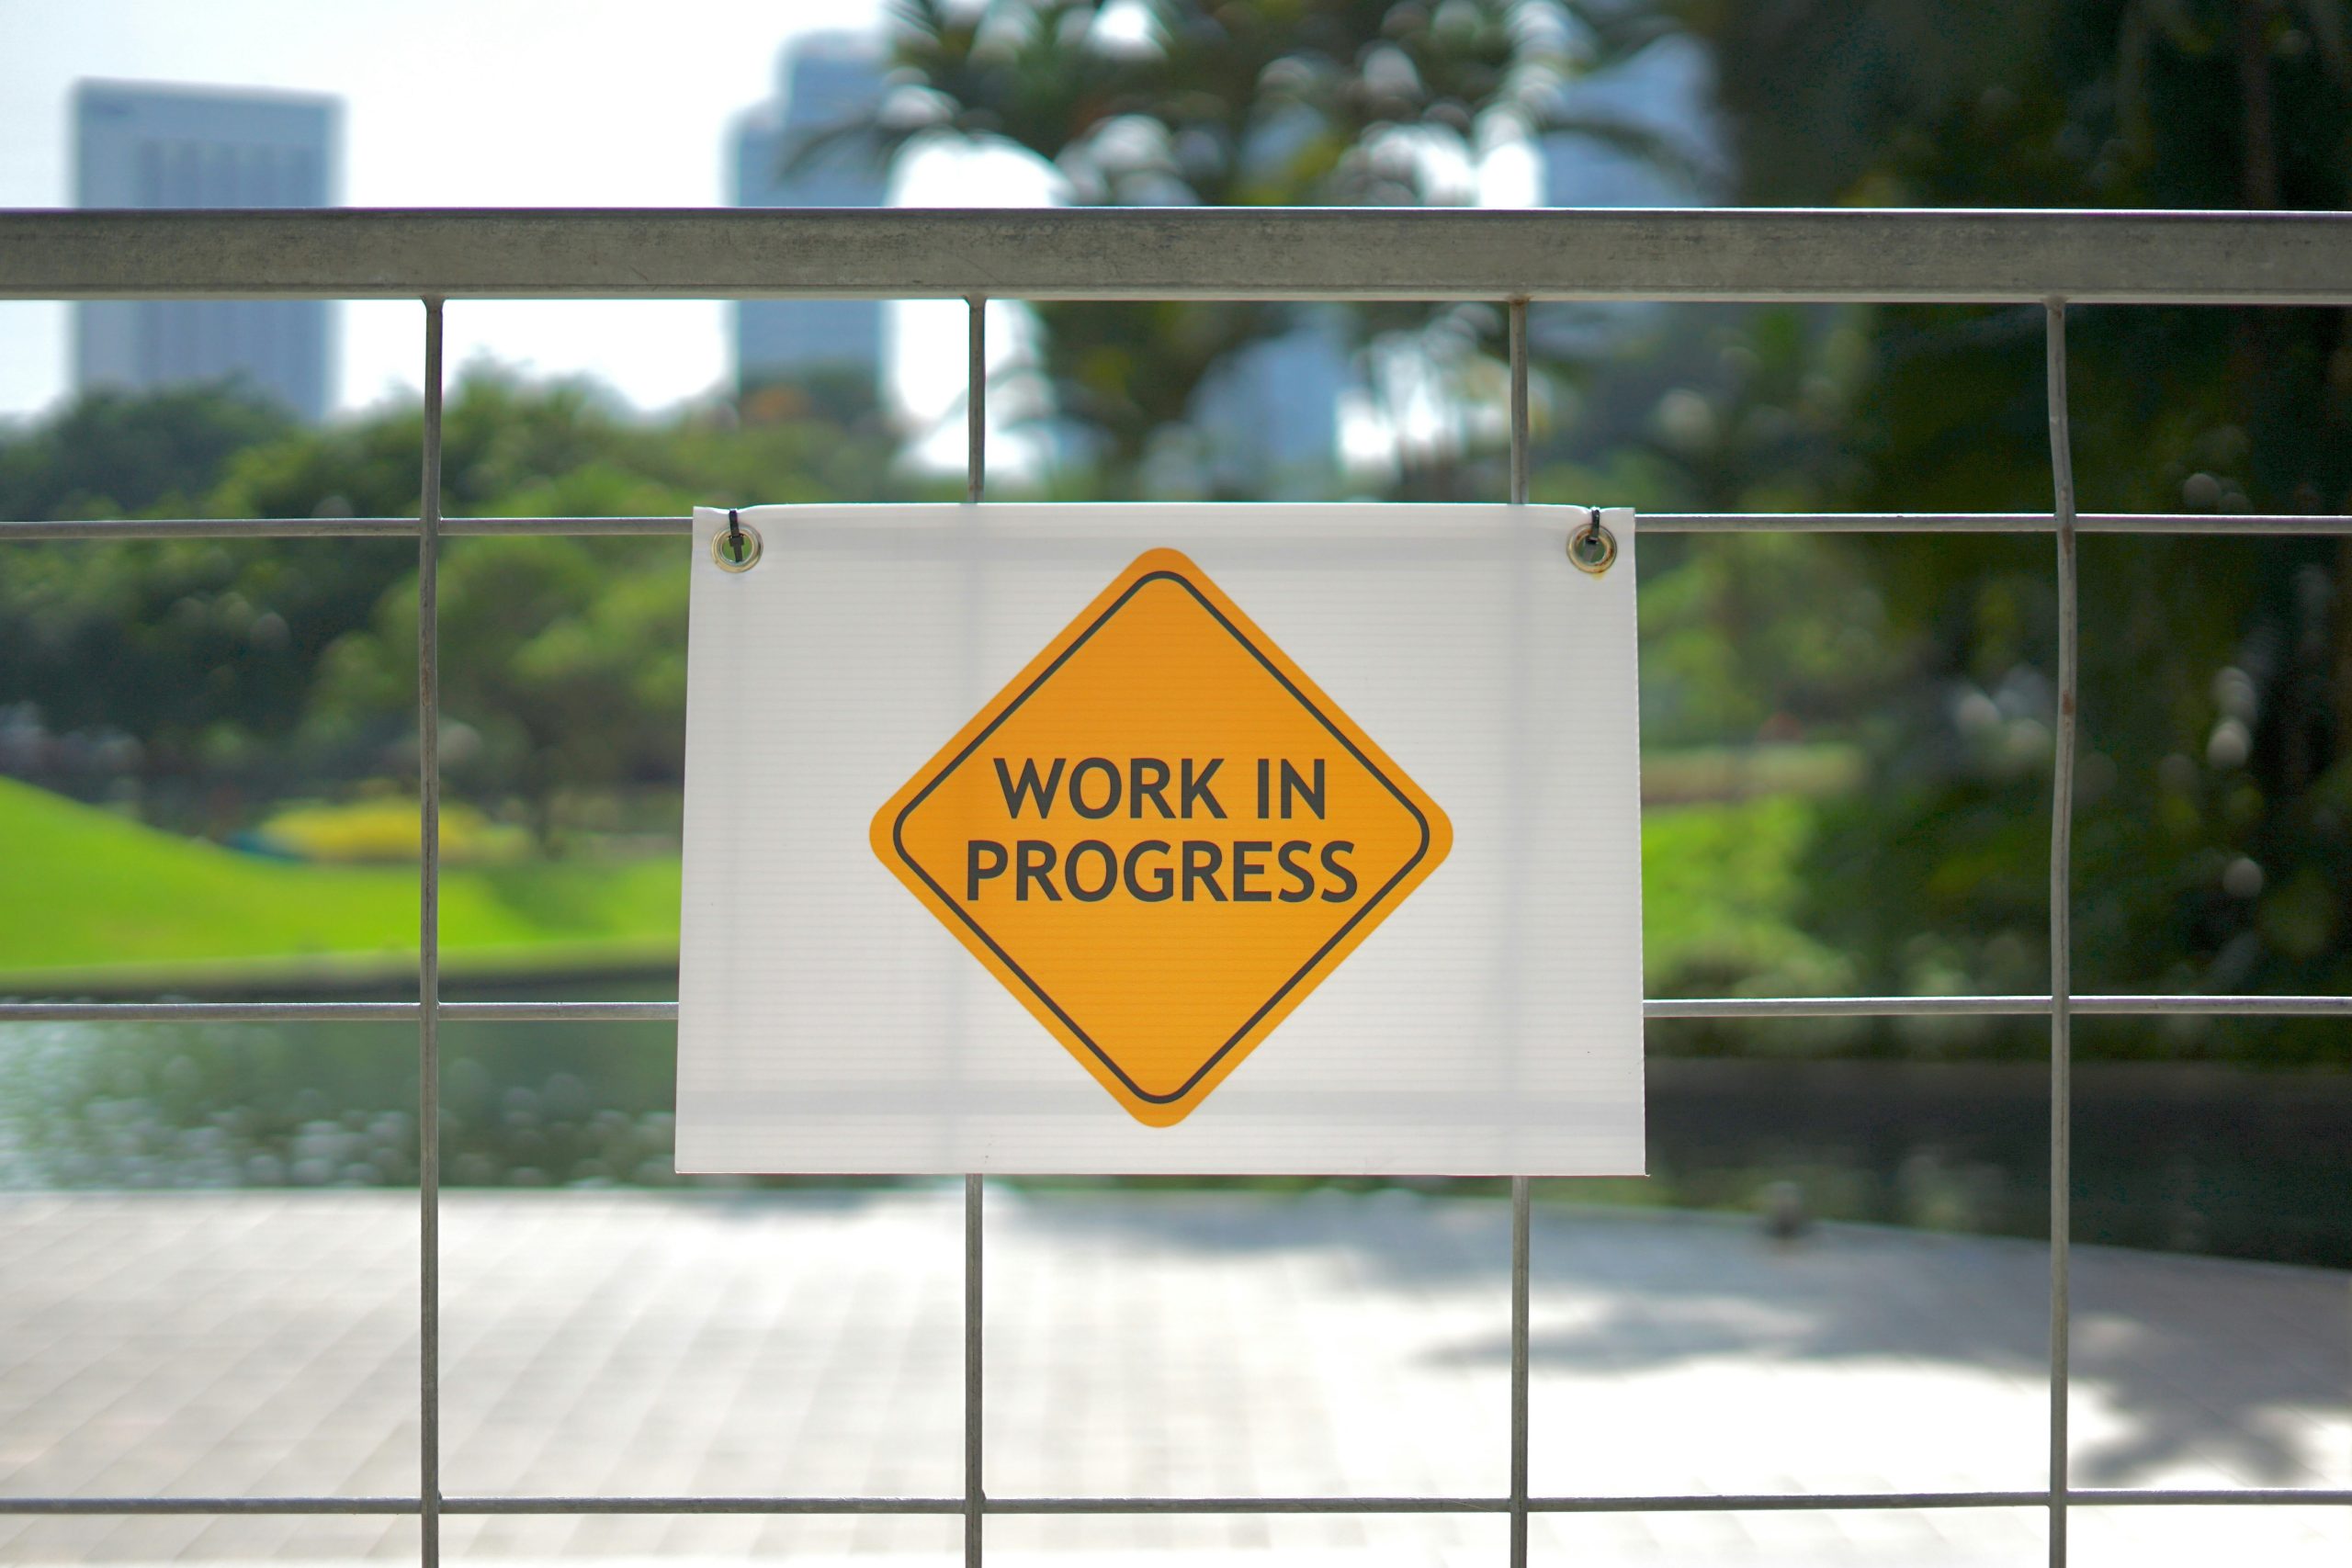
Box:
873 548 1452 1126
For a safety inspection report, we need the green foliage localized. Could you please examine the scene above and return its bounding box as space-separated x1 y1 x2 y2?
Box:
0 375 906 837
876 0 1681 204
1677 0 2352 1058
1532 303 1910 760
0 385 373 773
1642 794 1850 997
845 0 1679 479
309 534 688 848
255 794 532 865
0 532 408 763
1694 0 2352 210
0 383 292 520
1639 531 1900 748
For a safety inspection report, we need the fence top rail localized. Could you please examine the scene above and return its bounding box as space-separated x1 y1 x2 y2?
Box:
4 207 2350 305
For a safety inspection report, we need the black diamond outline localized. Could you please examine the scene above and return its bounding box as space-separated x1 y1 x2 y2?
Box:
889 563 1436 1109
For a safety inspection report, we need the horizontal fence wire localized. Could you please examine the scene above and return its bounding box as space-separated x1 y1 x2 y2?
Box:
4 1490 2346 1516
9 511 2352 540
2 996 2347 1024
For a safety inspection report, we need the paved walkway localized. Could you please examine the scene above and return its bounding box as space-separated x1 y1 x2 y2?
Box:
0 1189 2343 1564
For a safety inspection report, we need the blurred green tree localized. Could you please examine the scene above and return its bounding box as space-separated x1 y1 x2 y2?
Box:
0 372 910 836
0 387 398 797
308 534 684 851
0 382 290 521
1677 0 2352 1051
826 0 1687 488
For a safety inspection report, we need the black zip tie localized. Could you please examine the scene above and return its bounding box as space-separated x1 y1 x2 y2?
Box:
1568 507 1618 575
726 508 747 567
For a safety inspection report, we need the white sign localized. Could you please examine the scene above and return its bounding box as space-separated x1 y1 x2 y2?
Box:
675 504 1644 1175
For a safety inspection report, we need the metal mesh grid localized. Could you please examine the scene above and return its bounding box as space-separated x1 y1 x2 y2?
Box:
3 209 2350 1568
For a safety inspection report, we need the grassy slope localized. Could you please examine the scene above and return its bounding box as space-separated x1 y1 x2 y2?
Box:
1640 791 1845 994
1 777 1818 990
0 777 677 987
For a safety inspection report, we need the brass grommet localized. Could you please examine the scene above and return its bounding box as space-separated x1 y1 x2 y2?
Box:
714 516 762 572
1567 513 1617 576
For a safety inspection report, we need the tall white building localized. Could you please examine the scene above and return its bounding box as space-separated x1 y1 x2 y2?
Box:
731 35 888 398
73 81 339 423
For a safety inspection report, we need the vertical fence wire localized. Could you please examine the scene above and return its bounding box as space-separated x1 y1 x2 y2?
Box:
2042 300 2079 1566
965 294 988 1567
1505 296 1533 1568
967 298 987 505
965 1174 985 1566
1509 1178 1532 1565
416 298 446 1568
1508 299 1530 508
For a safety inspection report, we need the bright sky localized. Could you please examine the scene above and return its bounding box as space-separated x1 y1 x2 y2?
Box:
0 0 904 423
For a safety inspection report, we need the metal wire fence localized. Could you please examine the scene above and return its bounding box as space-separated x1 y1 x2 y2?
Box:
3 208 2350 1568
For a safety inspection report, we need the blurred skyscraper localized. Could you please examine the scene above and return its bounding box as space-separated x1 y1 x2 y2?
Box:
73 81 339 423
731 35 888 400
1189 309 1349 498
1539 34 1726 210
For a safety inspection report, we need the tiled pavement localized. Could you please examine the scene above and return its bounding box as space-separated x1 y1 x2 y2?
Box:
0 1188 2344 1564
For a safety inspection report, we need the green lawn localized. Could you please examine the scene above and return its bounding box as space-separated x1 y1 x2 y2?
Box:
1640 791 1849 996
0 776 1826 993
0 777 678 990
